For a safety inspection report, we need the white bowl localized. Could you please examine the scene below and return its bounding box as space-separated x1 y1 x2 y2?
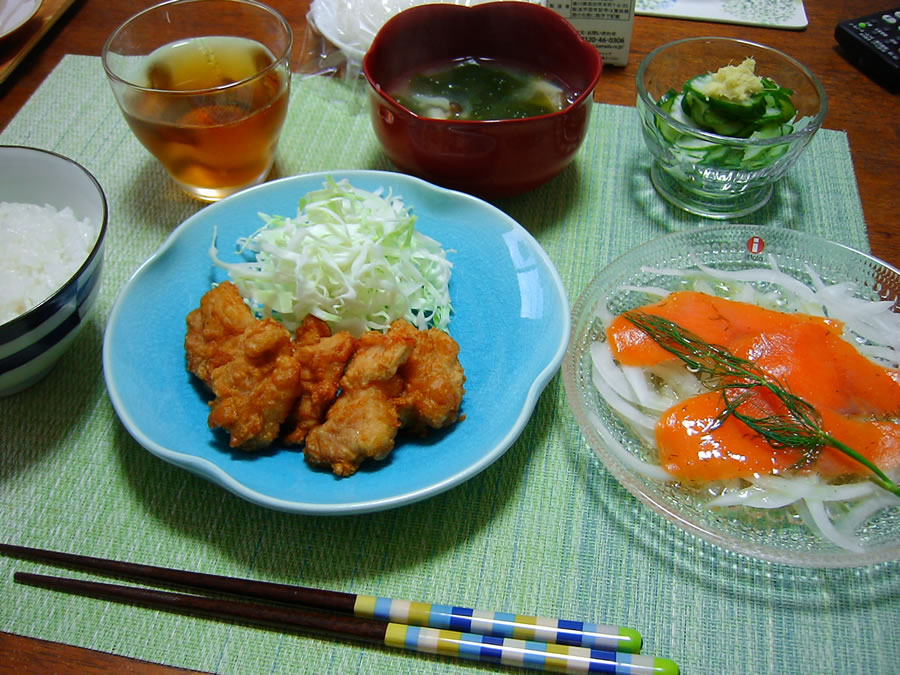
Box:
0 146 107 396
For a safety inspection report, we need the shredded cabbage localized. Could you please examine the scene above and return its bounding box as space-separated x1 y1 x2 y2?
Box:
210 177 453 336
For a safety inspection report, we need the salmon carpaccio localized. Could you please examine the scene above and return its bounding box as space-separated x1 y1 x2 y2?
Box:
605 291 900 482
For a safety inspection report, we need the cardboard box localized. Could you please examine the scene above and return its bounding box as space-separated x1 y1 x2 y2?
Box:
545 0 637 67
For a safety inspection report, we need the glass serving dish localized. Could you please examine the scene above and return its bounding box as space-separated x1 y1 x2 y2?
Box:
636 38 827 219
562 225 900 568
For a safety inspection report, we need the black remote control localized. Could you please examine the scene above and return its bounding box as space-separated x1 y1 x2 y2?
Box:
834 8 900 91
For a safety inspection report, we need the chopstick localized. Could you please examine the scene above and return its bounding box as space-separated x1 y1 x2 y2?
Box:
0 542 639 652
12 571 679 674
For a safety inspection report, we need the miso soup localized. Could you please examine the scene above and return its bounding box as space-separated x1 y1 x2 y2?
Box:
389 57 576 121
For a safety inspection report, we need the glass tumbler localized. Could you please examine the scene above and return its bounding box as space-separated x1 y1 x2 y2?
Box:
102 0 293 202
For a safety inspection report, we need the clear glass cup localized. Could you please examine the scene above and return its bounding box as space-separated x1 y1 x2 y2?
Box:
636 37 827 219
102 0 293 202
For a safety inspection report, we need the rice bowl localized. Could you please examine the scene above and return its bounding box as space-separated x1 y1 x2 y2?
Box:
0 146 107 396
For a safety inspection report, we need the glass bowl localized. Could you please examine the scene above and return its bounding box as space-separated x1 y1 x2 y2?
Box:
636 38 827 219
562 225 900 568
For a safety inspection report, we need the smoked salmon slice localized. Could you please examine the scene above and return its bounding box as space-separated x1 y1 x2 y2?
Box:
729 322 900 418
656 391 803 481
608 292 900 482
656 390 900 482
606 291 842 367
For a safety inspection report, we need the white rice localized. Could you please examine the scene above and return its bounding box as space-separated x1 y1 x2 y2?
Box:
0 201 99 325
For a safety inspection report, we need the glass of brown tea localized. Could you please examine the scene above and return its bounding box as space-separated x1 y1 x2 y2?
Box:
102 0 293 202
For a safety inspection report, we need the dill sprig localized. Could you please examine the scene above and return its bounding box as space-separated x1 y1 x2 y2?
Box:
623 310 900 497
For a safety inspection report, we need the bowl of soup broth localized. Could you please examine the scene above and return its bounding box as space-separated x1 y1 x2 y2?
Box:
362 1 603 198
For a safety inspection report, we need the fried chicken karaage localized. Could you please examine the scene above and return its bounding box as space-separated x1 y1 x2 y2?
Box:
303 319 466 476
391 319 466 434
282 315 358 445
185 282 302 450
185 286 466 476
185 281 257 385
206 318 302 450
303 323 414 477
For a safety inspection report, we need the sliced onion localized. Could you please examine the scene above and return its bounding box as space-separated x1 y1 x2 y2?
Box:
621 364 672 412
794 499 865 552
590 359 657 433
753 475 876 502
586 409 673 481
708 484 800 510
589 258 900 551
835 490 900 536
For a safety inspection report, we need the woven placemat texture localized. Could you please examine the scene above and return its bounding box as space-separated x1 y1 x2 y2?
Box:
1 55 896 674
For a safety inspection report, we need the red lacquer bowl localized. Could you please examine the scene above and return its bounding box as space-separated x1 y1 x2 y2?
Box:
362 1 603 199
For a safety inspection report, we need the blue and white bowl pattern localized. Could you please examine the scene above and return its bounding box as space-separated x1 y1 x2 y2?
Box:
0 146 108 396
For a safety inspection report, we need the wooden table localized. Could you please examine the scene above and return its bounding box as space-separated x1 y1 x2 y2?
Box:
0 0 897 671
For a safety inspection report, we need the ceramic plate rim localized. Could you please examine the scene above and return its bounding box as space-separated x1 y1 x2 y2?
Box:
103 169 569 515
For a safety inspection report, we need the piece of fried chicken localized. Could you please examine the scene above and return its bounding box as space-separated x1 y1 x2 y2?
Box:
282 315 358 446
184 281 257 385
205 317 302 450
185 281 302 450
303 323 414 477
302 387 402 477
390 319 466 434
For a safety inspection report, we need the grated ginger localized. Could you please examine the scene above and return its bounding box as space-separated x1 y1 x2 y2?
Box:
697 58 763 102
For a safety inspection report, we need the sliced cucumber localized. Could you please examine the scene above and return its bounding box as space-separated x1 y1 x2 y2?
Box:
684 74 766 121
652 65 800 172
655 88 682 143
757 92 797 126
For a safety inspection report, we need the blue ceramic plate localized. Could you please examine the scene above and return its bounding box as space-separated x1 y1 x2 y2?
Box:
103 170 568 514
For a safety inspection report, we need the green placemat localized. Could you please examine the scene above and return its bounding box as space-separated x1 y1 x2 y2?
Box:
1 55 895 675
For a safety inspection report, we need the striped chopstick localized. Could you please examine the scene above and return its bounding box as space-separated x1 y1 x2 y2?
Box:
14 572 678 674
0 542 640 653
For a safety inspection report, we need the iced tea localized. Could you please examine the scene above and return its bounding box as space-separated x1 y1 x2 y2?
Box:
119 36 289 201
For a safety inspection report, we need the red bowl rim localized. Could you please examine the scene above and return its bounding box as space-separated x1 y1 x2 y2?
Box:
362 1 603 125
